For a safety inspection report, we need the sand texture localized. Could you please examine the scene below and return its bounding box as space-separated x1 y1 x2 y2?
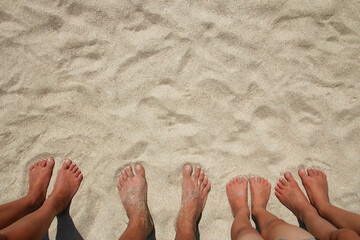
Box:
1 0 360 239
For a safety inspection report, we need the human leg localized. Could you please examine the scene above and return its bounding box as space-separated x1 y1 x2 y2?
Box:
0 158 54 229
0 159 82 240
275 172 338 240
175 164 211 240
299 168 360 234
330 229 360 240
250 176 314 240
118 164 154 240
226 177 263 240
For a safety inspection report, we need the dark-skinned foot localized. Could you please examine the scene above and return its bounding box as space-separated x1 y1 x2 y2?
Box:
46 159 83 215
298 168 330 214
27 158 55 209
275 172 317 221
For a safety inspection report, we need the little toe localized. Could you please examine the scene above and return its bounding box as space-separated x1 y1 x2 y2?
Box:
125 166 134 177
183 164 193 177
134 164 145 176
75 169 82 177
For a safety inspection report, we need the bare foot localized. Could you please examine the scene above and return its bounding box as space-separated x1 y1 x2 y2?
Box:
46 159 83 215
275 172 317 221
27 158 55 209
249 177 271 217
117 164 153 237
226 177 249 218
298 168 330 212
176 164 211 230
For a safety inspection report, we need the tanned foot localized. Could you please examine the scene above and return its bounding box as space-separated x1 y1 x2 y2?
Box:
249 177 271 218
226 177 250 218
176 164 211 232
46 159 83 215
27 158 55 209
117 164 153 237
275 172 317 221
298 168 330 212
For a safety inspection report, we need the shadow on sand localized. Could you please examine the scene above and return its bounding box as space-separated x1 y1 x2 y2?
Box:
43 204 83 240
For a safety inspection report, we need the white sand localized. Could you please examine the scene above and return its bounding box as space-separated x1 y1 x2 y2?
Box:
0 0 359 239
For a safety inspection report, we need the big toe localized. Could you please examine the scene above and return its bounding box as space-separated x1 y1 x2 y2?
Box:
46 158 55 169
182 164 193 177
135 164 145 176
298 168 308 181
62 159 72 169
284 172 295 183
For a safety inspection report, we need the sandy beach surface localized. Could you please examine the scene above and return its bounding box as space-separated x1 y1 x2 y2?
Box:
1 0 359 239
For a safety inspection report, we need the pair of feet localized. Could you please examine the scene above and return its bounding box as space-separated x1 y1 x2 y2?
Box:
275 168 330 221
117 164 211 237
117 163 331 237
227 168 330 225
27 158 83 215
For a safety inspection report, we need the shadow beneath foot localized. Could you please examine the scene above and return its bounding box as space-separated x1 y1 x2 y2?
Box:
195 213 202 240
56 204 84 240
146 228 156 240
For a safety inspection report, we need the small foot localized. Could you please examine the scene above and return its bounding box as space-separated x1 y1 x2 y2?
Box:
27 158 55 209
298 168 330 212
275 172 316 221
226 177 249 218
249 177 271 218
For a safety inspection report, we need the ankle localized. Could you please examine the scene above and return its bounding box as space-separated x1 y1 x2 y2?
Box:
176 216 196 233
43 195 65 215
297 205 318 222
315 201 331 216
25 194 43 210
251 206 266 218
234 208 250 219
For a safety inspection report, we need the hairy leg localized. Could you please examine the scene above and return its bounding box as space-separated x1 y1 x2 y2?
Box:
175 165 211 240
251 176 314 240
118 164 153 240
299 168 360 234
0 158 54 229
0 159 82 240
227 177 263 240
275 172 337 240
